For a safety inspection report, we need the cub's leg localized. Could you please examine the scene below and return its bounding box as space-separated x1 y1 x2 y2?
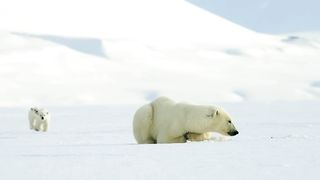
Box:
42 121 48 132
29 118 35 129
186 132 211 141
34 120 42 131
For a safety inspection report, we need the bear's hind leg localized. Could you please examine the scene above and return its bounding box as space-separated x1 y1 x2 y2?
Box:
140 138 156 144
133 104 154 144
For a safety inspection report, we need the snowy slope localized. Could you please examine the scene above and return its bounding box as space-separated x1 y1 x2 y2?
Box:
0 0 260 42
0 0 320 107
0 32 145 106
1 31 320 106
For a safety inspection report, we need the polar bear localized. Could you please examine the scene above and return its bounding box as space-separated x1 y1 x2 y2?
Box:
29 107 51 132
133 97 238 144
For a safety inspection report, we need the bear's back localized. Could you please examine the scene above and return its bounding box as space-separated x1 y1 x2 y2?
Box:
151 97 177 124
152 96 175 106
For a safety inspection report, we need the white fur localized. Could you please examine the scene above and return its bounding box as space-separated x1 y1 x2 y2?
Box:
29 107 50 132
133 97 238 144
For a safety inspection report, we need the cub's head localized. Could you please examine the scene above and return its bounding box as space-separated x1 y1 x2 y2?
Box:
31 107 50 121
207 107 239 136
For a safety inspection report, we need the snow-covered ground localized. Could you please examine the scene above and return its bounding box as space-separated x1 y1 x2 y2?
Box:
1 102 319 180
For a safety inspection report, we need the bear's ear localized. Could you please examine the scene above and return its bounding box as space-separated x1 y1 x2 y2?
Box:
207 109 218 118
215 109 219 116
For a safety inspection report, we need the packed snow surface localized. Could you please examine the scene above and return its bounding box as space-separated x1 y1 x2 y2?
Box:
1 102 319 180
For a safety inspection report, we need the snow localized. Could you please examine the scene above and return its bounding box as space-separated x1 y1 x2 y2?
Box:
1 103 320 180
0 0 320 179
1 29 320 106
0 0 261 43
0 1 319 106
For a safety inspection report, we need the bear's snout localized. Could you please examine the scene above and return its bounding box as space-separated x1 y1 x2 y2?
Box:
228 130 239 136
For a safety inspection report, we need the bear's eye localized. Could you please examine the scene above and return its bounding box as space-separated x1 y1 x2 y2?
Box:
228 120 231 123
206 113 214 118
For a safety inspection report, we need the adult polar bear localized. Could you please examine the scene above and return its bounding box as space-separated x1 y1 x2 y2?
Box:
133 97 238 144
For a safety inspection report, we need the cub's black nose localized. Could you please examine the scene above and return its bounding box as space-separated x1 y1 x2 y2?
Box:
228 130 239 136
41 117 44 120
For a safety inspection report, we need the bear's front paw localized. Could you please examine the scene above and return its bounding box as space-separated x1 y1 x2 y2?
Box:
185 132 211 142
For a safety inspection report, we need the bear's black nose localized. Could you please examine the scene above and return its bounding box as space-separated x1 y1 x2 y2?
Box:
228 130 239 136
41 117 44 120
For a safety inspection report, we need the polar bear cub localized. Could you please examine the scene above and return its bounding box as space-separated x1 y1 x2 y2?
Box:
133 97 238 144
29 107 51 132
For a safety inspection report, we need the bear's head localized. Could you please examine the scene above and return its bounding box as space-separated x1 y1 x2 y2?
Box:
31 107 50 121
207 107 239 136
